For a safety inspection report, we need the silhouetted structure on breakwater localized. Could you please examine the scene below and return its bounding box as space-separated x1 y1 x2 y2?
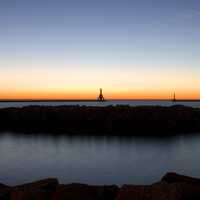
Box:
97 88 105 101
172 92 176 102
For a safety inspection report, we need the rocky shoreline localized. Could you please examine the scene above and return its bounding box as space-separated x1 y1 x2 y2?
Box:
1 172 200 200
0 105 200 135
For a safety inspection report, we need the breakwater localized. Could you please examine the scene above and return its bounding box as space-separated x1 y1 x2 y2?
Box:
0 105 200 135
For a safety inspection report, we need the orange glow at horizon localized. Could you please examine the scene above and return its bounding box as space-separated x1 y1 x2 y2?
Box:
1 89 200 100
1 64 200 100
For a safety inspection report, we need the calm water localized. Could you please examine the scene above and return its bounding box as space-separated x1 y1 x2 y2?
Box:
1 133 200 186
0 100 200 108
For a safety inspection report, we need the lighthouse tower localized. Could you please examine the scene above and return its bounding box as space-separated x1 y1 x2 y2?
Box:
97 88 105 101
172 92 176 102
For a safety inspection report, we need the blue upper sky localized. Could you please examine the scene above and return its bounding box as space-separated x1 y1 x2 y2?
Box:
0 0 200 99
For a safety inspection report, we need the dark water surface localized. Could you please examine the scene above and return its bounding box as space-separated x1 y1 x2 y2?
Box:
0 133 200 186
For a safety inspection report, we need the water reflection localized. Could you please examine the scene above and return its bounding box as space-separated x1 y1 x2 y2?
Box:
0 132 200 186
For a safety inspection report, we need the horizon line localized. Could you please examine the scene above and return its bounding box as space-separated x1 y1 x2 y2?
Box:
1 98 200 102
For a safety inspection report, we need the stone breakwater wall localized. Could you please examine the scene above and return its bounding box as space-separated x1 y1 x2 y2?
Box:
0 105 200 135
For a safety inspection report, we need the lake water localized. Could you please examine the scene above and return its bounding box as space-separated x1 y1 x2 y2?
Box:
1 100 200 108
1 132 200 186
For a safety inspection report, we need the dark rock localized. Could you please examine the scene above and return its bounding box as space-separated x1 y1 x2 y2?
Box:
116 182 183 200
161 172 200 200
116 173 200 200
161 172 200 184
1 172 200 200
0 183 11 200
52 183 119 200
10 178 58 200
180 183 200 200
0 105 200 135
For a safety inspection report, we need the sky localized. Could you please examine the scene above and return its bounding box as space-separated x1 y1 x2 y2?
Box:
0 0 200 99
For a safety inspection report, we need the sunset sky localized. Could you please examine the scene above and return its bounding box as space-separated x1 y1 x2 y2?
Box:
0 0 200 99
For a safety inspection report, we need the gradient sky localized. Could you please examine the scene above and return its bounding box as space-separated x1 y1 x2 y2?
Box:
0 0 200 99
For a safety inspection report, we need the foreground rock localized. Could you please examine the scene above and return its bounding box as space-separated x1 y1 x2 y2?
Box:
116 182 182 200
1 172 200 200
161 172 200 200
0 183 11 200
52 183 119 200
10 178 58 200
116 173 200 200
162 172 200 184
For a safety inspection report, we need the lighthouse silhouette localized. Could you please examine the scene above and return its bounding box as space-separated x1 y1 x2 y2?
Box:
97 88 105 101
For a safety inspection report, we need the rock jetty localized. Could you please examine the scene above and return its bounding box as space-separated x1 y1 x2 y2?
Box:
0 105 200 135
